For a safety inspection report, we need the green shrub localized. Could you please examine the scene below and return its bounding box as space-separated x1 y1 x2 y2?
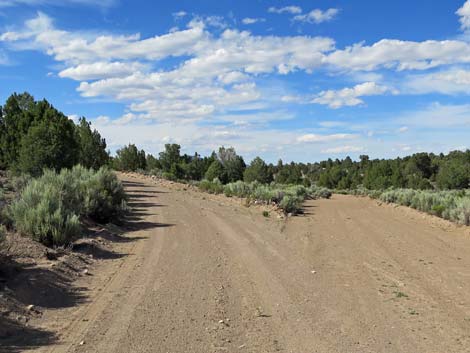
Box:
149 168 163 178
196 178 334 216
375 188 470 225
198 180 333 215
252 185 279 203
279 195 303 214
162 172 177 181
450 198 470 225
205 160 227 184
9 166 127 246
9 177 81 246
198 179 224 194
223 187 233 197
286 185 308 198
83 167 128 222
223 180 252 198
309 185 332 199
198 180 211 193
262 210 269 217
431 204 446 217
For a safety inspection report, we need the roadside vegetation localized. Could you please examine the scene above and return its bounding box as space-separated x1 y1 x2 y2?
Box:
199 179 332 214
0 183 8 251
2 91 470 235
113 142 470 221
0 92 124 249
9 166 127 246
339 188 470 225
112 141 470 196
111 144 332 214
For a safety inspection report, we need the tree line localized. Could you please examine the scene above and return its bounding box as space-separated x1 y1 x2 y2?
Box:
113 143 470 191
312 153 470 190
0 92 109 176
1 92 469 191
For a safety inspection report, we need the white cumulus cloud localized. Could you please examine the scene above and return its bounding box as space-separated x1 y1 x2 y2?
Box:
405 69 470 95
312 82 393 109
321 145 365 154
294 8 339 24
268 6 302 15
3 8 470 158
242 17 266 25
457 0 470 31
325 39 470 71
297 133 356 143
173 11 187 19
59 62 147 80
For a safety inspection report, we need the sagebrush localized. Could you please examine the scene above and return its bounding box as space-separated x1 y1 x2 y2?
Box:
9 166 127 246
340 187 470 225
197 180 331 214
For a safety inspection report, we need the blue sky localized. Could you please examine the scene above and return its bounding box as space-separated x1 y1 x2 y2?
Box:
1 0 470 162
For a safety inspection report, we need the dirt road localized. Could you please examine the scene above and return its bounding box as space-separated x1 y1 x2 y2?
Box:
29 175 470 353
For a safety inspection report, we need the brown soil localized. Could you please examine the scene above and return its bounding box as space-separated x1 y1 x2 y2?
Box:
3 173 470 353
0 223 133 352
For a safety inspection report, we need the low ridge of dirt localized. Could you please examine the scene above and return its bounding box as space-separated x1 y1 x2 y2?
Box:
3 174 470 353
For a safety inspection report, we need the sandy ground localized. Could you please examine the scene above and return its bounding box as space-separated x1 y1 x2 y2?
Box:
12 173 470 353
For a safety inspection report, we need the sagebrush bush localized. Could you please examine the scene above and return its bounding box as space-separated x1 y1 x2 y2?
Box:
279 195 303 214
309 185 332 199
9 166 127 246
286 185 308 198
223 180 252 198
199 180 332 214
252 185 279 203
83 167 128 222
344 186 382 199
162 172 178 181
431 204 446 217
376 188 470 225
450 198 470 225
9 176 81 246
198 179 224 194
149 168 163 178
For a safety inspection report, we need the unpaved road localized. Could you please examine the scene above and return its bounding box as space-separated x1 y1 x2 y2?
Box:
29 175 470 353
